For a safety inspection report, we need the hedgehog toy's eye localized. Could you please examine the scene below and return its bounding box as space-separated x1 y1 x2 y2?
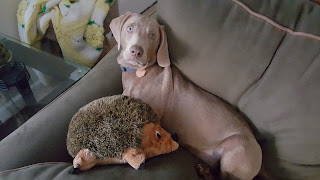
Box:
156 131 161 139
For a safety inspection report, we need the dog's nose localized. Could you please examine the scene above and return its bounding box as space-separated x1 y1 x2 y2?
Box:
129 45 144 57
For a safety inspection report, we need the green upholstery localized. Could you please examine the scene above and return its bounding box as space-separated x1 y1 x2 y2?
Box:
0 149 201 180
157 0 320 179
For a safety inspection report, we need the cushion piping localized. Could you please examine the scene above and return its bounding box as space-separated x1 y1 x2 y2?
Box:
232 0 320 41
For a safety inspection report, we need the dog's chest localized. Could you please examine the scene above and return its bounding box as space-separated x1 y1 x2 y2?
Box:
122 66 173 119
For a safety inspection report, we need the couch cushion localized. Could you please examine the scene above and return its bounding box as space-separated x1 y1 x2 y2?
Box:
0 148 202 180
158 0 320 179
157 0 320 105
157 0 286 105
239 33 320 179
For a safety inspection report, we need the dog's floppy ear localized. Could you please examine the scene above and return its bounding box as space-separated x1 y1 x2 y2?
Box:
157 25 170 67
110 12 132 50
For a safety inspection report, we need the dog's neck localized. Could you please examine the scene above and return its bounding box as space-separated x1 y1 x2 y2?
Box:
120 65 136 72
119 56 157 77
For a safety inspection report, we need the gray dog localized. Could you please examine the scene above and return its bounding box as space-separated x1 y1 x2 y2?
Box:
110 12 262 180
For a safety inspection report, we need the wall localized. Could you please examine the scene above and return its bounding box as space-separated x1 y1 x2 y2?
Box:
118 0 156 14
0 0 21 39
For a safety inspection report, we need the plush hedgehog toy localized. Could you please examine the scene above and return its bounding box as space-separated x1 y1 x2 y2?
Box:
66 95 179 173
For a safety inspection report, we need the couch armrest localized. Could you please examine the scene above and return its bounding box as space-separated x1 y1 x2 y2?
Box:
0 47 122 171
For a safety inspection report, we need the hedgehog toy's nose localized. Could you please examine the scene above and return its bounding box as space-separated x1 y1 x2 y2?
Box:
172 133 179 142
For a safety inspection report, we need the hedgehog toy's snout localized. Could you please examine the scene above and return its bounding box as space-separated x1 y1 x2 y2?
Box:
171 138 179 152
142 123 179 158
171 133 179 143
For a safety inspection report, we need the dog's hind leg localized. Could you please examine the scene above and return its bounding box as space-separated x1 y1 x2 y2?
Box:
219 134 262 180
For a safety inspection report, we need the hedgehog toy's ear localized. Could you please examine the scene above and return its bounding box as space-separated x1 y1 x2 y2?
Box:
110 12 132 50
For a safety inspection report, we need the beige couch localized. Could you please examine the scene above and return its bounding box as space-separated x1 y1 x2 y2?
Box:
1 0 320 179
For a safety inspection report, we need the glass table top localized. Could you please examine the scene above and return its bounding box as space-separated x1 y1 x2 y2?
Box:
0 33 90 140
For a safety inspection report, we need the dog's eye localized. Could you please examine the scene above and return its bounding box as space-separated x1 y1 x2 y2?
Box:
127 26 133 32
156 131 161 139
149 33 156 39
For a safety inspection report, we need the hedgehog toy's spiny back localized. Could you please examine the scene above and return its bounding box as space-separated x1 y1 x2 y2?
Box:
67 95 159 159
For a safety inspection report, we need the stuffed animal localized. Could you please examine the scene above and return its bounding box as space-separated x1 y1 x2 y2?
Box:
66 95 179 172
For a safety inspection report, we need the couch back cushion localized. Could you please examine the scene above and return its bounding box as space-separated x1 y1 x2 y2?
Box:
157 0 320 178
157 0 287 105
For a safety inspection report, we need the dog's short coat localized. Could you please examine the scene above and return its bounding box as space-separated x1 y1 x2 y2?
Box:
110 12 262 180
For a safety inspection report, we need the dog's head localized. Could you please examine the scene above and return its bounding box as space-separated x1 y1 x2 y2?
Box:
110 12 170 77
